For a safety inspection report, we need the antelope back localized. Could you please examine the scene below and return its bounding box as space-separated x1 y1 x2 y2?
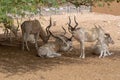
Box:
21 20 48 43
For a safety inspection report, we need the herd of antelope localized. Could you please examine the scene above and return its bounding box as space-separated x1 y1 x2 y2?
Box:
2 16 114 59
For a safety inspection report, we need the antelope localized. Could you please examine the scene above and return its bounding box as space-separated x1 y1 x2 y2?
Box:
3 18 21 41
93 33 114 58
21 18 51 51
37 20 73 58
68 16 106 58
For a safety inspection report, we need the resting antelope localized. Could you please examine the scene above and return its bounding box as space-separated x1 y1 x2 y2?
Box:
93 33 114 58
21 18 51 51
68 16 106 58
37 19 73 58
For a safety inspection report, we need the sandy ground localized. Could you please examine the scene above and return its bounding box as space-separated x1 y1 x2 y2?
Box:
0 12 120 80
93 2 120 16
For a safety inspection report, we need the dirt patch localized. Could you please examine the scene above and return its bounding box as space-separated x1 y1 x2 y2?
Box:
0 12 120 80
93 2 120 16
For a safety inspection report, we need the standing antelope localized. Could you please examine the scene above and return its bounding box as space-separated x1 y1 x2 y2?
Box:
68 16 106 58
21 18 51 51
4 18 21 41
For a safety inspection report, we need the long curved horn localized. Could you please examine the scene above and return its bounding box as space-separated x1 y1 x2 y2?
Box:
48 27 68 46
61 26 72 42
48 29 67 44
46 17 62 40
68 27 72 34
68 16 72 28
16 18 20 30
68 16 74 33
46 17 52 35
74 16 78 29
68 16 74 31
62 26 66 35
61 26 73 41
94 24 98 28
44 17 52 42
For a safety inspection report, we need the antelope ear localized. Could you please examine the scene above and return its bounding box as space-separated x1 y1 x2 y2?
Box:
98 25 103 30
94 24 98 28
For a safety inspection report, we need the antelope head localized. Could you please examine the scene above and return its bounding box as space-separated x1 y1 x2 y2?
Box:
104 33 114 45
59 26 73 51
9 17 22 38
47 18 73 51
13 18 22 37
68 16 78 34
40 17 52 43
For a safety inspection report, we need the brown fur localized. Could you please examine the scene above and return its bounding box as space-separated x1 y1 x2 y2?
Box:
21 20 48 42
21 19 50 51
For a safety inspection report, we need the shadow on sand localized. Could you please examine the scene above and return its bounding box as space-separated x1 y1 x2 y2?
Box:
0 40 119 77
0 44 84 77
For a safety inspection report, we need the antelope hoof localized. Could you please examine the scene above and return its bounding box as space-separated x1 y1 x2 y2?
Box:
79 55 82 58
99 56 103 58
103 53 108 57
82 56 85 59
79 55 85 59
110 52 113 55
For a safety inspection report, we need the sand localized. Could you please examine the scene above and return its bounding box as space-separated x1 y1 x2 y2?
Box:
0 12 120 80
